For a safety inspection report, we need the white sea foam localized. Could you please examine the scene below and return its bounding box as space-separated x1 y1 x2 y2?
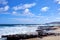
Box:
0 26 38 38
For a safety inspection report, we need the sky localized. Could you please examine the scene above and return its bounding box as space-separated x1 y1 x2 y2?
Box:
0 0 60 24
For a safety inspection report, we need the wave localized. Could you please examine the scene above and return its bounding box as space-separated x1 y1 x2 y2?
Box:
0 26 38 38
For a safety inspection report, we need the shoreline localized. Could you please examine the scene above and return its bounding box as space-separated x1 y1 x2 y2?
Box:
1 26 60 40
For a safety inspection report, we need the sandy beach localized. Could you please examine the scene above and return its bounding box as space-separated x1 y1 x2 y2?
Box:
26 36 60 40
26 27 60 40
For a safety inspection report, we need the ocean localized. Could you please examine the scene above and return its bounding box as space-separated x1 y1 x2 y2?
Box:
0 24 39 40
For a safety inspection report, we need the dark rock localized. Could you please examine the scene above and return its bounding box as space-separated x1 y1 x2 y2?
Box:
2 34 38 40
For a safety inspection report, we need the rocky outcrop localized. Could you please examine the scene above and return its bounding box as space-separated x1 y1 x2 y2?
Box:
2 34 38 40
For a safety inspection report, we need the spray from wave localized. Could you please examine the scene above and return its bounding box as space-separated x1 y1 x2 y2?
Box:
0 25 38 38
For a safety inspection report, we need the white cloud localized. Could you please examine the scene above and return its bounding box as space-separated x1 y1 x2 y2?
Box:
23 3 36 9
4 5 9 11
0 5 9 12
13 3 36 10
23 9 35 16
0 0 8 5
54 0 60 4
0 0 9 13
40 7 49 12
12 11 17 15
12 3 36 17
24 9 30 13
12 10 35 17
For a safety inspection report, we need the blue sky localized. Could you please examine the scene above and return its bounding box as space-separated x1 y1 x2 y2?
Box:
0 0 60 24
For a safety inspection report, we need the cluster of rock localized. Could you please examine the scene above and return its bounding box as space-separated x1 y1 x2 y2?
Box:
2 34 38 40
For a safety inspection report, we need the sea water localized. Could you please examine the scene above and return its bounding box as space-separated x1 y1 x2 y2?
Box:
0 24 38 40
